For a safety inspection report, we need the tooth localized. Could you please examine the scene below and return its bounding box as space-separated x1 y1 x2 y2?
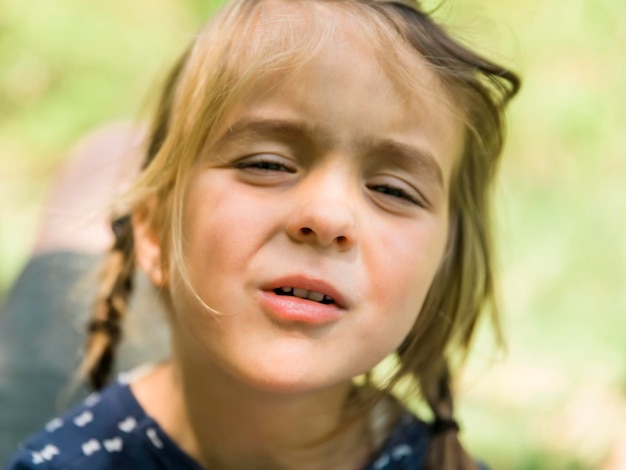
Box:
280 287 292 293
323 295 333 303
293 288 308 299
307 291 324 302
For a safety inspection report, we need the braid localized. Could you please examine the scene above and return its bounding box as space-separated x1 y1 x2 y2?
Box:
78 48 189 391
81 215 135 390
424 365 478 470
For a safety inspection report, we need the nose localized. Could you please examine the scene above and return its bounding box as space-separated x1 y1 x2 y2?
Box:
286 169 357 250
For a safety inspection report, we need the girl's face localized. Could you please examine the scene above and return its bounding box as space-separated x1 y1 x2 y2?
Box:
151 27 464 395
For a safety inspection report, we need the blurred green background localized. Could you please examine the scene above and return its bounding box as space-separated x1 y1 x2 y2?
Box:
1 0 624 468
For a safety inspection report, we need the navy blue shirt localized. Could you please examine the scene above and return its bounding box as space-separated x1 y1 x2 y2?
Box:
5 381 430 469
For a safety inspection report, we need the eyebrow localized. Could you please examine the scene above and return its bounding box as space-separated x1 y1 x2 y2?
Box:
362 138 444 189
218 117 444 188
220 117 329 146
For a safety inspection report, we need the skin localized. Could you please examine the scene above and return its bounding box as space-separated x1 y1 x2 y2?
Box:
132 7 464 470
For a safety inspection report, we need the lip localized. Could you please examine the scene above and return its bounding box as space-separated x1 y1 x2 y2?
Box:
263 275 349 309
258 275 349 326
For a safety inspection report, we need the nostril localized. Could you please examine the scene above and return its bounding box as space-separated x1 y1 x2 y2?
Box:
290 224 354 248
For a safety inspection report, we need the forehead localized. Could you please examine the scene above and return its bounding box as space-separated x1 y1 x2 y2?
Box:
181 0 466 186
248 1 449 88
208 1 464 179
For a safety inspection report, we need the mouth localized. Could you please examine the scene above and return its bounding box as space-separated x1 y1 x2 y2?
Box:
273 287 335 305
259 277 347 326
262 275 348 310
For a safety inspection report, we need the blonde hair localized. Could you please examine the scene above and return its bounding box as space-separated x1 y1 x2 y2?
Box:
82 1 520 468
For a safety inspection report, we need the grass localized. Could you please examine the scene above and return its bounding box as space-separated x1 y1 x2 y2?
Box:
2 0 624 467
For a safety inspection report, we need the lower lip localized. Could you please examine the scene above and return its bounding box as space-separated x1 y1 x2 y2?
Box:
257 291 344 326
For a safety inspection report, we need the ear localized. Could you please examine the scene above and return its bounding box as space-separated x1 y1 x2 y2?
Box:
132 198 167 287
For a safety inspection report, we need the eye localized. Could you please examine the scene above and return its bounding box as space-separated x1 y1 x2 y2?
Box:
234 155 296 173
367 181 426 208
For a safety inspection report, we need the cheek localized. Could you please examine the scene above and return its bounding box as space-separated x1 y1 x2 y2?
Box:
166 181 231 314
173 177 274 310
366 217 449 329
182 184 240 267
183 177 274 251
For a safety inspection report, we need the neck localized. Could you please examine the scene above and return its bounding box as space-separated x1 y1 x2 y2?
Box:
133 360 372 470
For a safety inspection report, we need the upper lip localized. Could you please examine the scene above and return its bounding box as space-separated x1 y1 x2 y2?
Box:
262 275 349 309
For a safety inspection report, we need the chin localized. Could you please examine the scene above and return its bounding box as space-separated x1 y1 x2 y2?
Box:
227 360 352 397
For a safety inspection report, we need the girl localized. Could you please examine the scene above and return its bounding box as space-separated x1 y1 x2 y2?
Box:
6 0 520 468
